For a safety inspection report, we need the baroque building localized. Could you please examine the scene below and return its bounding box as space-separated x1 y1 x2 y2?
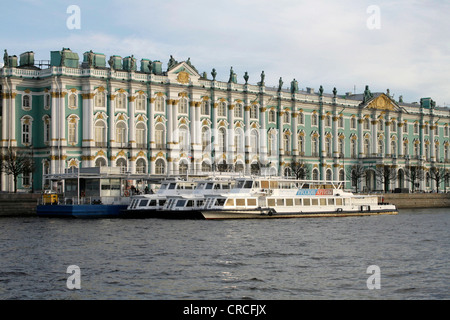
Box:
1 48 449 193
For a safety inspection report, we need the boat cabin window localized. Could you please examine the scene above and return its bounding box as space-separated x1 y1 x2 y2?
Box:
168 183 176 190
186 200 194 207
276 199 284 206
236 199 246 206
215 198 226 206
225 199 234 207
139 199 149 207
206 183 214 189
196 200 204 207
320 198 327 206
176 200 186 207
236 180 253 189
312 199 319 206
304 199 311 206
286 199 293 206
159 200 166 206
267 198 275 206
149 200 157 206
160 184 168 190
295 199 302 206
328 198 335 205
247 199 257 206
336 198 343 206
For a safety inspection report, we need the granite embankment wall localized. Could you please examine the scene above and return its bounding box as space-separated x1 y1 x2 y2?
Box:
0 193 41 217
0 193 449 217
382 193 450 209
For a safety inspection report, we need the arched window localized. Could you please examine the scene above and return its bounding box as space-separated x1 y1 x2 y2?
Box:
218 102 227 117
22 95 31 110
311 136 319 157
136 95 146 111
283 112 290 124
94 120 107 147
298 135 305 155
95 157 107 167
234 103 243 118
179 161 189 175
312 168 319 180
378 140 384 155
250 130 259 155
179 126 190 152
311 113 318 126
325 137 332 157
351 139 357 158
339 169 345 181
283 134 290 154
235 129 244 153
351 117 356 129
68 94 77 109
136 158 146 174
250 105 258 119
116 92 127 110
364 118 370 130
218 128 227 151
155 96 165 112
364 139 370 156
95 91 106 108
155 159 166 174
136 123 146 148
326 169 332 181
178 98 188 114
269 110 276 122
298 112 304 125
116 158 127 173
202 127 211 151
391 140 397 157
155 123 165 149
116 121 127 148
201 101 209 115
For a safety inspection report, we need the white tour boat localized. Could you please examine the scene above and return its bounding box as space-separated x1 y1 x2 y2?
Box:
123 178 235 218
144 177 398 220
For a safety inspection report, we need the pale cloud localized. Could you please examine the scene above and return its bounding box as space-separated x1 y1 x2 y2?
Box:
2 0 449 106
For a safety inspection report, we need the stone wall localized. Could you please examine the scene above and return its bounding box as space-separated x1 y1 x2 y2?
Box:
381 193 450 209
0 193 41 217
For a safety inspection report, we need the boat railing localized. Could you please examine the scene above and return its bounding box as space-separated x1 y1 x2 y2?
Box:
38 196 130 206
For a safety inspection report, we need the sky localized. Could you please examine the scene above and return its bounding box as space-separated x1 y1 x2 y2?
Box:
1 0 449 107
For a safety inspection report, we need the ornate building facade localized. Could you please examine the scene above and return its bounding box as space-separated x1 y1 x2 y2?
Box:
1 48 449 193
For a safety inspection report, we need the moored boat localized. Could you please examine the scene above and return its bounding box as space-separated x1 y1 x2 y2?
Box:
139 177 398 220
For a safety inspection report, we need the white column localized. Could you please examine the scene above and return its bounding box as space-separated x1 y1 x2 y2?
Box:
109 94 116 147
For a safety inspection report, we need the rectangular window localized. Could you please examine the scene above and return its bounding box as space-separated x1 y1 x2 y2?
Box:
247 199 256 206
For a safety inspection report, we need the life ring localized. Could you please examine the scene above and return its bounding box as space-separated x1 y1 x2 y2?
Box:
337 208 343 213
268 209 275 216
124 190 130 197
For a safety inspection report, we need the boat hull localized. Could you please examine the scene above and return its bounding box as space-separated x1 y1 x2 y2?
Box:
37 204 128 218
121 208 398 220
200 209 398 220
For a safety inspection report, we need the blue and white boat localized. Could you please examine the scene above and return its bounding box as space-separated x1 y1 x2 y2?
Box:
37 167 146 218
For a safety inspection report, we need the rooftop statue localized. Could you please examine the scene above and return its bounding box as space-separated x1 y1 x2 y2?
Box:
278 77 283 92
167 55 178 71
108 56 115 70
259 71 265 86
333 87 337 97
228 66 237 83
290 78 299 94
363 85 373 103
211 68 217 81
147 60 153 74
3 49 8 67
319 85 324 96
87 50 94 67
244 72 249 84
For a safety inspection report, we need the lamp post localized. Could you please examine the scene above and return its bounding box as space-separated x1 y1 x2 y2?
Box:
77 161 82 204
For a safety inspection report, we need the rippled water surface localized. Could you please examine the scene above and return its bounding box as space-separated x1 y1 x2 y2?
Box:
0 208 448 300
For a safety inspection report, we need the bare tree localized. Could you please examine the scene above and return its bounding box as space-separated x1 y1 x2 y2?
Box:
404 165 425 193
429 166 446 193
1 148 35 193
346 164 365 193
289 161 311 180
375 165 397 193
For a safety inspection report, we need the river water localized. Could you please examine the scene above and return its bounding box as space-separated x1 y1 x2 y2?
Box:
0 208 448 300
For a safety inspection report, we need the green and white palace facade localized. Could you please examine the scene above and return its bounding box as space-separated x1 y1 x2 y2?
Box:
1 48 449 193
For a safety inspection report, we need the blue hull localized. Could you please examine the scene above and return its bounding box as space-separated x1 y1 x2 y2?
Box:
36 204 128 218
